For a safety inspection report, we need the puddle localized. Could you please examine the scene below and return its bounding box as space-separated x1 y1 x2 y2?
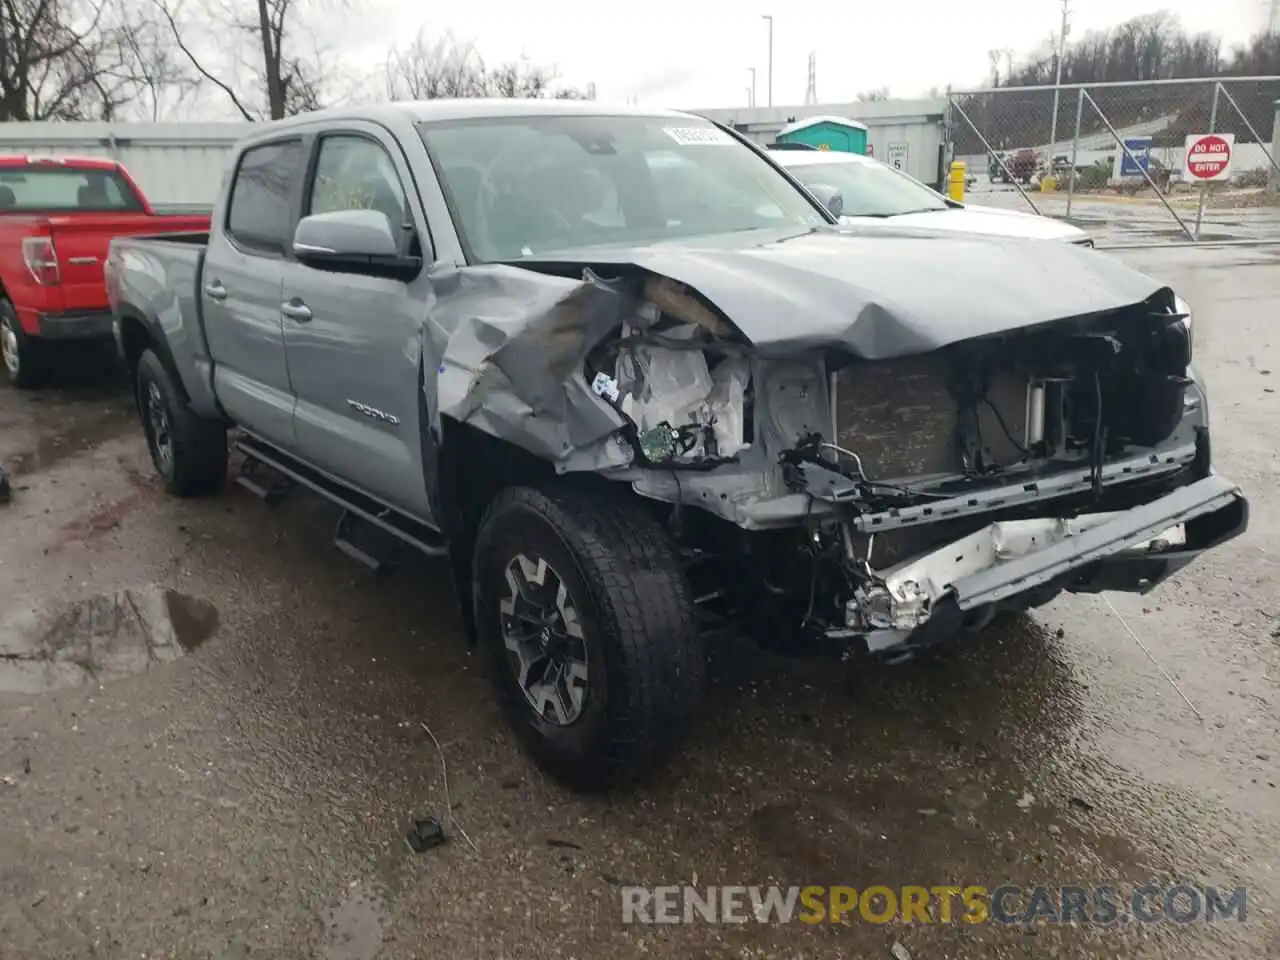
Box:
0 586 218 693
3 403 136 477
318 880 389 960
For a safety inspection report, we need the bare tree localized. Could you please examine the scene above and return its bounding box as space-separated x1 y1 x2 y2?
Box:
154 0 338 120
486 58 555 99
385 29 592 101
385 30 485 99
0 0 145 120
114 0 199 119
855 86 890 102
994 10 1224 87
987 49 1003 87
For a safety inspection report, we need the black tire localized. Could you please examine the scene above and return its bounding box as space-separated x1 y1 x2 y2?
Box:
1 298 51 389
473 484 704 792
136 348 227 496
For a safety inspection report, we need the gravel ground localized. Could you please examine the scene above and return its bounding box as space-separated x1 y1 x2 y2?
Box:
0 245 1278 959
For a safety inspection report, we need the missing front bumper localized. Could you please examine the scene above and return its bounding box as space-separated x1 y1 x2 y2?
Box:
847 474 1248 650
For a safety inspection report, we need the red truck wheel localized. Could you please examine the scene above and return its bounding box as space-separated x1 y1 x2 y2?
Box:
1 300 51 389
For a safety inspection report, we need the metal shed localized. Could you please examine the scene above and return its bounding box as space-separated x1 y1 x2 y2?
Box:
775 115 870 154
0 122 251 212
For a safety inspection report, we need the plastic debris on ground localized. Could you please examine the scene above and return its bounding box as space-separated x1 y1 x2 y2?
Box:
406 816 447 853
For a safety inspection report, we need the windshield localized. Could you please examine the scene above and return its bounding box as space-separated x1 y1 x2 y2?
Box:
418 115 827 261
784 159 948 218
0 166 144 214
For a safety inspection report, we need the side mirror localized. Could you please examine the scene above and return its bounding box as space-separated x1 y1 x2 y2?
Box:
807 183 844 218
292 209 421 281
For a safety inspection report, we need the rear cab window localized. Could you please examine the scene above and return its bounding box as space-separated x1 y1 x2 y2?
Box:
0 164 143 213
225 140 304 254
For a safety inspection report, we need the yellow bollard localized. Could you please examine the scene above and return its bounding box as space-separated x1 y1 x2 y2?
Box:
1040 175 1058 192
948 161 966 202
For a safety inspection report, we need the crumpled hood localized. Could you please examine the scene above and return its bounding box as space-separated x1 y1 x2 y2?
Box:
522 226 1169 360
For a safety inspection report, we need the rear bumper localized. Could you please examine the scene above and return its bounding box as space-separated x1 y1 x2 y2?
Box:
36 309 114 341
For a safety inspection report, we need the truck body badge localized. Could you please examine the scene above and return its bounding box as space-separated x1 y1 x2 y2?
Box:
346 399 400 425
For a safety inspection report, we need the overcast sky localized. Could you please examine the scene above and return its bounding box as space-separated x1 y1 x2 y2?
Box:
319 0 1268 109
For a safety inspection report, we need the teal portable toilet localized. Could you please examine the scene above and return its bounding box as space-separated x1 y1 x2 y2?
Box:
775 115 869 155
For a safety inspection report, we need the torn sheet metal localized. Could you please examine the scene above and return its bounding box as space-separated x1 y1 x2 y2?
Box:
426 264 634 466
417 221 1177 491
511 224 1171 359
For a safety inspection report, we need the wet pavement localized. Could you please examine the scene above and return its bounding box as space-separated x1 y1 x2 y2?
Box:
1 247 1279 958
967 181 1280 247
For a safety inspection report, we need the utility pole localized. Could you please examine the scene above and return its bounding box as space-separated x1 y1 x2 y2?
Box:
1271 0 1280 35
1049 0 1071 148
804 52 817 105
762 14 774 107
748 67 757 107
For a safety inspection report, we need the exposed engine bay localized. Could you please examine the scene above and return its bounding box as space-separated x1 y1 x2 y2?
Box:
433 241 1246 659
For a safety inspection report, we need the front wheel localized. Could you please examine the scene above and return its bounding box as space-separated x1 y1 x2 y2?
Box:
473 484 705 792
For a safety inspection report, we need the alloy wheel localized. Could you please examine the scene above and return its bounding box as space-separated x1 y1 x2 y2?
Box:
0 316 19 377
499 552 590 726
145 380 173 468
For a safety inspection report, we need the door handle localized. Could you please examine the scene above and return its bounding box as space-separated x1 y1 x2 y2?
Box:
281 298 312 322
204 280 227 300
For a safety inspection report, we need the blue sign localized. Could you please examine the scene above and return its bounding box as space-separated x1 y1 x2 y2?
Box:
1120 137 1153 176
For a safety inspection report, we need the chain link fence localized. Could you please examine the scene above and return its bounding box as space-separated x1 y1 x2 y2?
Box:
947 77 1280 247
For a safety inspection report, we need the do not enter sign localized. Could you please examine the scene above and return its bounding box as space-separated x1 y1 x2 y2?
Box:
1183 133 1235 182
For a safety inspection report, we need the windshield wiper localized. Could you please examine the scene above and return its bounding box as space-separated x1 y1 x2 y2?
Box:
847 208 945 218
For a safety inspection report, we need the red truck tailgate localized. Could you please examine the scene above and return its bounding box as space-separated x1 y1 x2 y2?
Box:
46 214 210 312
0 156 210 336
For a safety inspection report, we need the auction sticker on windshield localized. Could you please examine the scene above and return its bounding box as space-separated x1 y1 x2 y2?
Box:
663 127 733 146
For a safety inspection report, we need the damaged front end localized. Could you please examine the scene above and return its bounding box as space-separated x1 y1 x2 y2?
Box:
432 242 1248 660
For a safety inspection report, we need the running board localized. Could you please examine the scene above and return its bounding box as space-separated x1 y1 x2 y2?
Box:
234 434 449 558
235 456 295 502
334 509 396 573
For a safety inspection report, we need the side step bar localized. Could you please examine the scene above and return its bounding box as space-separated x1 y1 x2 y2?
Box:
236 457 295 502
234 433 449 559
334 509 394 573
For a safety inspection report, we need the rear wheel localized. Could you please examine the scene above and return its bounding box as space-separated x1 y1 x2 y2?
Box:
1 299 51 389
136 348 227 496
473 484 704 792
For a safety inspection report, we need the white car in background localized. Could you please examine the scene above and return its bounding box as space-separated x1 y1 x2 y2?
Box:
773 149 1093 246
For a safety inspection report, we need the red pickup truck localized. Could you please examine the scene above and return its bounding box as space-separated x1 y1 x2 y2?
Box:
0 155 210 388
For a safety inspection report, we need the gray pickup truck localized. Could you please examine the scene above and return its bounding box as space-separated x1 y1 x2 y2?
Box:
105 100 1247 792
